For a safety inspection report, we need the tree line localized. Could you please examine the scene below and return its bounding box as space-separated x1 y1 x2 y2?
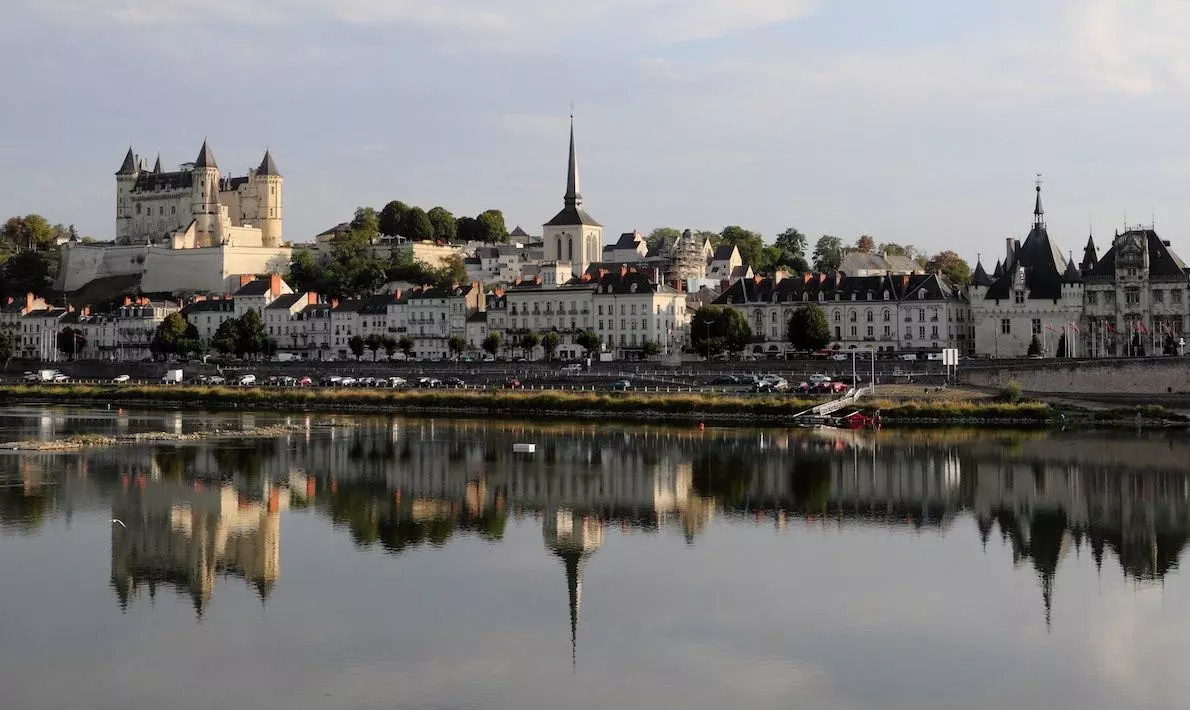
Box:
0 214 73 301
646 227 971 285
688 302 835 357
372 201 509 244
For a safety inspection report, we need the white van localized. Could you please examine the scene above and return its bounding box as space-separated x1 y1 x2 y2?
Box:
237 374 257 386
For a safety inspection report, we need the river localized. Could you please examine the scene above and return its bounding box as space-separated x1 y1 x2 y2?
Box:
1 406 1188 710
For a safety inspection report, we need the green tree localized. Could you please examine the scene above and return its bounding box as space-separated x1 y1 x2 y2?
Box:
641 340 661 358
541 331 561 360
926 250 972 285
455 216 482 242
287 248 321 294
774 227 808 258
365 333 383 360
690 306 752 358
435 254 468 287
482 332 502 358
448 334 467 359
56 327 86 360
350 206 380 241
575 329 601 354
716 308 753 353
426 207 457 242
762 245 810 274
151 312 195 359
382 335 397 360
236 310 268 358
378 200 410 237
520 332 540 359
401 207 434 242
348 334 365 360
0 328 13 370
718 225 765 270
476 209 508 243
812 235 844 273
855 235 876 252
211 318 239 355
1027 335 1042 357
323 230 387 299
1 250 58 299
397 336 415 359
646 227 682 253
1 215 55 250
788 304 832 352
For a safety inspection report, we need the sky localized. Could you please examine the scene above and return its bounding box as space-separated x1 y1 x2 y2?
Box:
4 0 1190 266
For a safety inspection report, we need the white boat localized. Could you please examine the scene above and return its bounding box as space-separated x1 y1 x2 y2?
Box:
512 443 536 454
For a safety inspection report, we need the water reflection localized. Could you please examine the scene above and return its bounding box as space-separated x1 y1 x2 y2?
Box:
2 417 1189 637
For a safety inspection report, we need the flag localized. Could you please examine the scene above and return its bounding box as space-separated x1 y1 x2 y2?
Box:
1045 324 1055 332
1138 323 1149 335
1106 323 1117 333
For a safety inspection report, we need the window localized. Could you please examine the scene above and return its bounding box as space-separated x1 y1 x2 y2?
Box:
1127 267 1138 277
866 309 873 322
919 309 926 322
1001 319 1011 335
1086 292 1098 306
1154 289 1165 303
866 326 873 337
1125 288 1140 306
918 326 925 339
882 309 890 322
1014 291 1025 305
1175 290 1184 304
598 305 603 315
835 326 841 338
883 325 891 337
931 326 939 338
833 310 841 323
1032 318 1042 334
641 318 647 330
850 326 857 337
598 320 603 330
849 311 857 322
621 319 626 330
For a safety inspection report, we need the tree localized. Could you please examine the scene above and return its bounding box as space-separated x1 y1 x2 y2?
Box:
476 210 508 243
348 334 365 360
455 216 482 243
812 235 844 273
236 310 268 358
435 254 468 287
211 318 239 355
322 230 387 299
646 227 682 253
151 312 198 359
855 235 876 252
718 225 765 270
378 201 410 237
774 228 807 258
365 333 383 361
482 332 502 358
1 215 54 250
400 207 434 242
0 328 13 370
1055 333 1067 358
350 207 380 241
56 327 86 360
788 304 832 352
1 250 59 299
641 340 661 358
426 207 457 242
1027 335 1042 357
925 250 972 285
575 329 601 354
880 242 925 263
541 332 561 360
382 335 397 360
287 248 321 294
690 306 752 358
520 332 540 359
448 334 467 359
762 245 810 274
397 336 415 359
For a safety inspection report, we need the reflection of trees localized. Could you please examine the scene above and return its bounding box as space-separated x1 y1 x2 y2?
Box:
211 443 268 480
152 446 197 479
0 487 52 533
789 454 832 513
692 448 753 509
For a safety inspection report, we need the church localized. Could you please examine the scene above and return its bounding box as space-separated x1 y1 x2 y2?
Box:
541 117 603 280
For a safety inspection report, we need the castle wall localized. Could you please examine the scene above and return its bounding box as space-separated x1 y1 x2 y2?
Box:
56 244 149 291
140 246 292 294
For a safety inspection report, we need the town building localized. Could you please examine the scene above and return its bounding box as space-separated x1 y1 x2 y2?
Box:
968 185 1083 358
404 282 485 360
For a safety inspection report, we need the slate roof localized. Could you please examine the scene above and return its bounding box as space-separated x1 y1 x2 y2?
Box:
1087 229 1190 279
971 260 991 287
234 278 281 297
711 245 737 262
544 206 602 227
544 117 602 228
839 251 925 275
182 300 235 315
116 147 137 175
509 225 530 238
1080 234 1098 271
152 155 162 173
257 150 280 177
360 294 396 314
466 311 488 324
984 186 1068 300
992 260 1003 279
133 170 194 192
612 231 643 249
1063 258 1082 283
265 293 304 310
194 140 217 170
713 272 966 306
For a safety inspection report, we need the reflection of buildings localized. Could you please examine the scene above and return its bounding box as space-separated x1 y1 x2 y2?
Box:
110 475 285 615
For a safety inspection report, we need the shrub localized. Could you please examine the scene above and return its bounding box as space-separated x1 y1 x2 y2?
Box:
999 380 1022 404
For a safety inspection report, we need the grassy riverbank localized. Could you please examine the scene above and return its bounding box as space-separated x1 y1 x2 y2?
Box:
0 383 1183 428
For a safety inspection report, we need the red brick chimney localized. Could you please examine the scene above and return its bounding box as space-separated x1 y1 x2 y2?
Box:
25 293 35 311
239 274 254 287
835 271 843 286
311 292 322 305
123 296 132 306
803 273 812 284
902 274 910 291
619 264 628 279
753 275 763 286
270 273 282 296
818 273 827 284
493 287 505 298
330 298 340 309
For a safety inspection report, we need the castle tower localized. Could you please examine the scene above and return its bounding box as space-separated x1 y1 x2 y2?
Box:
191 140 222 247
543 115 603 280
115 147 138 243
254 150 283 247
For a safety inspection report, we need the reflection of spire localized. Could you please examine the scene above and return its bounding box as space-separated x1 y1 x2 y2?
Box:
544 508 602 672
558 550 584 670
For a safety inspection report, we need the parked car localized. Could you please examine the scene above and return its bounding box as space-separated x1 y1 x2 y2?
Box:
389 376 407 388
112 374 131 384
442 377 465 388
504 378 522 389
53 373 71 383
22 371 38 383
809 373 831 384
321 375 342 386
794 381 812 394
339 377 357 387
206 376 226 385
710 375 738 385
611 379 632 391
237 374 257 386
297 376 313 386
358 377 377 387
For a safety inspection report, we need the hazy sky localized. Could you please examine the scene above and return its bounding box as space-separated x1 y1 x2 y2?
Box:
5 0 1190 265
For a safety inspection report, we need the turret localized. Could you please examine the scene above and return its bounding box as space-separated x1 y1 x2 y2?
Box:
254 150 283 247
191 140 221 247
1080 232 1098 273
115 147 138 243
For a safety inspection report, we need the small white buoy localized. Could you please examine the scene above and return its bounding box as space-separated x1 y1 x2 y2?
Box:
513 443 536 454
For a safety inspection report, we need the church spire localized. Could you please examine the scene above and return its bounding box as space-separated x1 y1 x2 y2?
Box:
565 113 581 208
152 154 162 174
1033 175 1045 229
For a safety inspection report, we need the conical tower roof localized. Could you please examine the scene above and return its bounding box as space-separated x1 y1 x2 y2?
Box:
152 154 162 173
1063 256 1082 283
116 147 137 175
257 149 280 177
971 258 991 287
1081 232 1098 271
194 140 218 170
992 259 1003 279
544 115 601 228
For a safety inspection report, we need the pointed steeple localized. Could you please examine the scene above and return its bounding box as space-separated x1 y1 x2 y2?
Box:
116 147 137 175
992 259 1003 279
565 114 581 207
257 149 280 177
1063 256 1082 283
152 154 162 174
561 551 583 670
971 254 991 287
194 139 218 170
1081 232 1098 271
1033 176 1045 228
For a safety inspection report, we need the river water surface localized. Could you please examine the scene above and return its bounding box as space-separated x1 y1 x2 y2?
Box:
1 406 1188 710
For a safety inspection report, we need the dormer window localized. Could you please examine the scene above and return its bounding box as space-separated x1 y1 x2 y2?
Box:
917 290 925 300
1014 291 1025 305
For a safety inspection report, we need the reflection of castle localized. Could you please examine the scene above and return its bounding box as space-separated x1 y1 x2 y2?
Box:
110 475 284 615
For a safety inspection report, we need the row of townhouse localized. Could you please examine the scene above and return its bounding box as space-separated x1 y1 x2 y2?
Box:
10 296 180 362
715 271 971 357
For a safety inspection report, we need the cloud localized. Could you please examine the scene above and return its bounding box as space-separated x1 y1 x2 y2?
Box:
27 0 818 44
1063 0 1190 94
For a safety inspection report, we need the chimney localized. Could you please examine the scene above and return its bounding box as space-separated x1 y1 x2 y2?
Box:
82 306 90 317
835 271 843 286
753 275 764 286
580 273 591 283
311 292 322 305
66 304 74 313
902 274 910 291
619 264 628 279
270 273 281 296
4 297 11 305
818 273 827 284
773 271 785 285
1005 238 1015 267
25 293 34 311
240 274 254 287
194 294 206 302
123 296 132 306
330 298 340 309
803 273 812 284
514 276 522 286
494 287 505 298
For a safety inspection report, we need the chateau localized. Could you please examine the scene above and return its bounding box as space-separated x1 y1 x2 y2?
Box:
116 141 282 248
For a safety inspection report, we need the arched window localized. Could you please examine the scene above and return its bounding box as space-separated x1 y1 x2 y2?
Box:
770 311 777 323
568 238 573 261
833 310 841 323
866 309 873 322
882 308 890 322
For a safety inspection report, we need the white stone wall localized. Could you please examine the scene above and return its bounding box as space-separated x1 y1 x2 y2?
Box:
970 282 1083 358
